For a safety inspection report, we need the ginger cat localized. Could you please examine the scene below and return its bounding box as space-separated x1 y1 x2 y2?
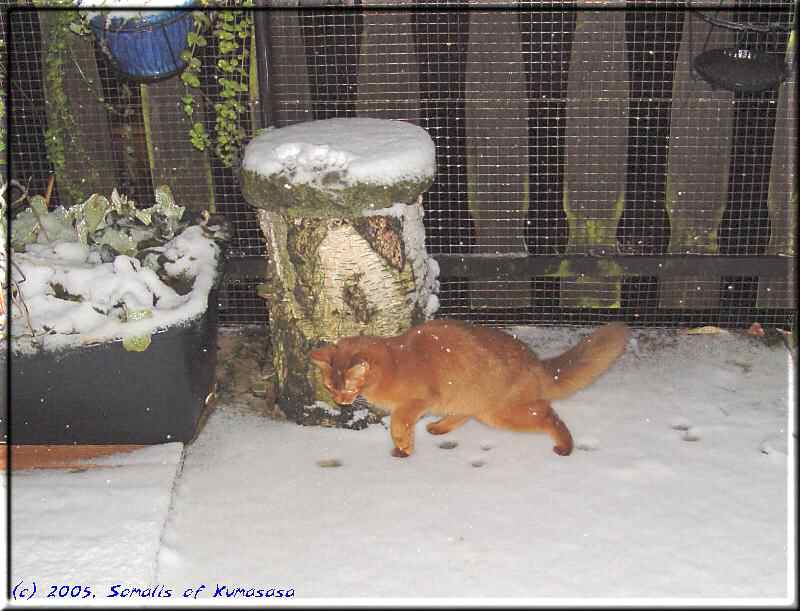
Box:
310 320 629 458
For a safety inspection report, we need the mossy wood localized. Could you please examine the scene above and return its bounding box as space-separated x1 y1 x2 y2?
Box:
256 206 430 428
465 9 531 309
757 29 796 310
241 168 433 219
661 15 736 309
140 78 214 213
39 12 117 206
249 25 262 132
562 11 627 309
356 2 420 122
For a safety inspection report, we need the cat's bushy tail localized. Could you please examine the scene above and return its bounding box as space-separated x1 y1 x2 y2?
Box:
540 323 630 401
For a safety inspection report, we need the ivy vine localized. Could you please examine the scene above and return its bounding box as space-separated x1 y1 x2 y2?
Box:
180 3 254 169
41 9 105 205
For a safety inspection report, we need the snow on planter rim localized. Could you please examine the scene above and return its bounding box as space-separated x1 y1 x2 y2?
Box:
242 118 436 188
10 225 220 355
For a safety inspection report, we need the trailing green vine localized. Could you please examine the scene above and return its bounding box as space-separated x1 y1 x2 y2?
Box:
180 3 254 169
41 14 70 191
38 6 106 205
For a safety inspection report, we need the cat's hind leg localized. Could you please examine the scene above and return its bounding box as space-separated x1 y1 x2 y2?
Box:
475 401 573 456
426 415 470 435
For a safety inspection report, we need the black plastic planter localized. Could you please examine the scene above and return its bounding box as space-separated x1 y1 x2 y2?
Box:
2 290 219 445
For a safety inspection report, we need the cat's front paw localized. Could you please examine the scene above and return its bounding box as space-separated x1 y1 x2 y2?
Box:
426 421 448 435
391 447 411 458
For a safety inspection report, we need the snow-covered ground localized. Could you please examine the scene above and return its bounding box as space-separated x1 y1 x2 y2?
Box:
7 327 795 605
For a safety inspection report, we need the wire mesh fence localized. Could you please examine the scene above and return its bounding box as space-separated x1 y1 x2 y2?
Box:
4 3 796 329
263 4 795 329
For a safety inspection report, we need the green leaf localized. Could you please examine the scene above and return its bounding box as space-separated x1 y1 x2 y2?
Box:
148 184 186 233
94 227 137 256
133 208 153 225
83 194 110 234
40 205 77 242
219 41 237 54
68 20 90 36
192 11 211 27
29 194 49 218
181 71 201 88
123 334 152 352
189 122 209 150
10 207 41 250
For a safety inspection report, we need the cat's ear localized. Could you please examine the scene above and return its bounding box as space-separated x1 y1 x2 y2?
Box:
310 345 334 371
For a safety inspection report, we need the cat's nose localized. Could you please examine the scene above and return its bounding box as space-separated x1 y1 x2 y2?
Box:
334 392 356 405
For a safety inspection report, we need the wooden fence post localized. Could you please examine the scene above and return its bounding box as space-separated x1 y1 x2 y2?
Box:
140 76 214 213
561 10 627 309
267 1 312 126
356 4 420 123
465 7 531 309
661 11 736 310
758 28 796 311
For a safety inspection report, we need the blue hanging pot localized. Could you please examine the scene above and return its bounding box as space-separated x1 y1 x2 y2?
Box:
89 4 196 81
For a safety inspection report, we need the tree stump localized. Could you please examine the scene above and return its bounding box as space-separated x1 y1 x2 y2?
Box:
241 118 439 428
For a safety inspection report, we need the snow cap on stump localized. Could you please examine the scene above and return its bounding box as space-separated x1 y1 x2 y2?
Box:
241 118 436 217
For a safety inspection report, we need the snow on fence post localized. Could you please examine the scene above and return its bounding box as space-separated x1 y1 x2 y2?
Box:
241 118 439 428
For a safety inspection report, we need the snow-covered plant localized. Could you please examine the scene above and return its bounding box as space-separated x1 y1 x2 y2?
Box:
0 181 8 343
1 179 35 345
12 186 189 254
8 184 229 354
